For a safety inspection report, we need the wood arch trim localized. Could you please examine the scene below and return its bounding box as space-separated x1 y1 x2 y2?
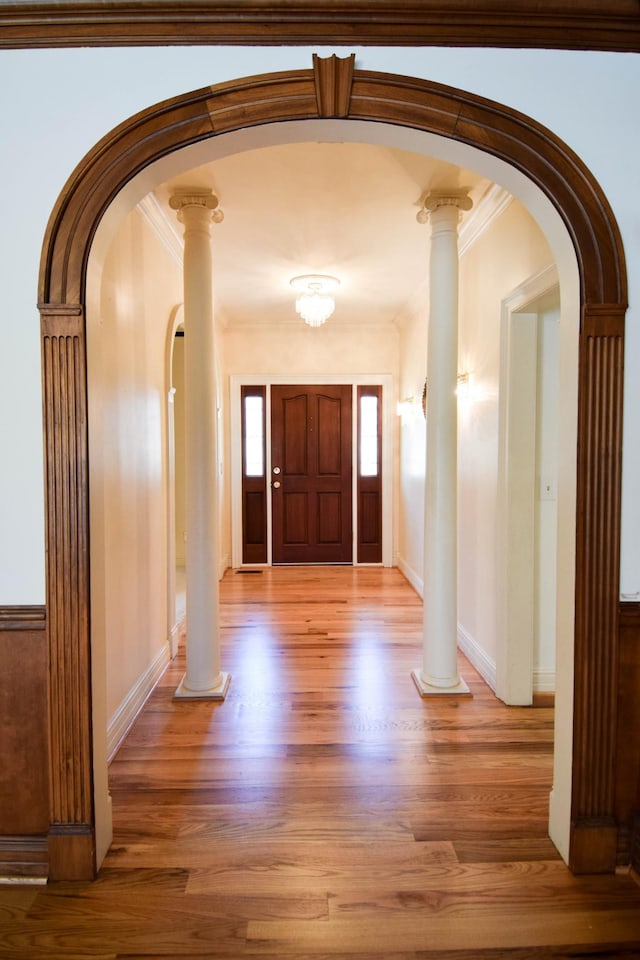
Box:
38 62 627 879
39 66 627 309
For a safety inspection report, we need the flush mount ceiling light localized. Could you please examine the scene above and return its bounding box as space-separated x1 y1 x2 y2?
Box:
290 274 340 327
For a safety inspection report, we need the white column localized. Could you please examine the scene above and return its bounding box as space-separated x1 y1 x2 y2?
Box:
170 189 230 700
412 192 471 697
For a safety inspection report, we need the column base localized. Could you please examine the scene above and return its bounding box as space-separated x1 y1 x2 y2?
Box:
411 668 471 697
173 671 231 701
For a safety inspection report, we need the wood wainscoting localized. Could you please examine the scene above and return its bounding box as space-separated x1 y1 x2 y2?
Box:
617 601 640 871
0 606 49 879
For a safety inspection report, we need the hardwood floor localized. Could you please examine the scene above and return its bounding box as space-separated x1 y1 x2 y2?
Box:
2 566 640 958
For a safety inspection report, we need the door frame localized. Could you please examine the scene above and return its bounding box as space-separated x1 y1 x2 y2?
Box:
38 60 626 879
230 374 394 569
495 266 560 705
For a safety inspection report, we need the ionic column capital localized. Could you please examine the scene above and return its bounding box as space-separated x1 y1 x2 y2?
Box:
169 188 224 224
416 190 473 224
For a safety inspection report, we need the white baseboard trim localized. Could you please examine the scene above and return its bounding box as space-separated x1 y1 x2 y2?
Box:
397 556 423 598
397 556 500 691
107 643 171 763
457 622 497 692
533 668 556 693
169 615 186 659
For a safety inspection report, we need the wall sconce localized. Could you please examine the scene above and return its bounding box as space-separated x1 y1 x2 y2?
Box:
398 373 472 418
290 274 340 327
455 372 470 399
421 373 472 416
396 395 416 417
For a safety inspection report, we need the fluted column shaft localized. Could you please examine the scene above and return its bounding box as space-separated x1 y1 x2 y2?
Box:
170 190 229 699
413 193 471 696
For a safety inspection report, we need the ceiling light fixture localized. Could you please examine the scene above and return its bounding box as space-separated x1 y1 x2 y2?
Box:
290 274 340 327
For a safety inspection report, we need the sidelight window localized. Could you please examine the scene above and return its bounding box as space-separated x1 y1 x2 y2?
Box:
359 394 379 477
244 394 265 477
357 386 382 563
241 386 267 563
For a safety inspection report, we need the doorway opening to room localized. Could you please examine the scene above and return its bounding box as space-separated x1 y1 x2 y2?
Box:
38 63 626 882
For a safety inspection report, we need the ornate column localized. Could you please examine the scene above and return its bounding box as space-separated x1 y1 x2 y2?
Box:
412 192 471 697
169 189 230 700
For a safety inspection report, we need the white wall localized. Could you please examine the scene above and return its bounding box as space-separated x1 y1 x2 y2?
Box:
224 321 398 377
173 335 187 567
87 206 183 733
458 202 554 681
396 298 428 588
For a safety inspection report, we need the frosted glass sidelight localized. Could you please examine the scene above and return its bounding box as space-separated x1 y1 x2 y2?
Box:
245 395 265 477
360 395 379 477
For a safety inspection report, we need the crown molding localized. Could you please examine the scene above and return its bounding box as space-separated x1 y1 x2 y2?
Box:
0 2 638 51
459 184 513 258
137 193 183 268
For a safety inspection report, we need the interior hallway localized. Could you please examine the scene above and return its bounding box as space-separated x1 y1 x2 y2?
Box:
3 567 640 958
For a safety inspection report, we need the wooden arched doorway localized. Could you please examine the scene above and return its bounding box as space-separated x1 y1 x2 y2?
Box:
39 55 626 880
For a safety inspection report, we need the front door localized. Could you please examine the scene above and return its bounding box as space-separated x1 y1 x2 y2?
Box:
271 384 352 564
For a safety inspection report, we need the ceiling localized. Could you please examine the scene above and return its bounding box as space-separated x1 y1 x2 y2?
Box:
153 140 493 330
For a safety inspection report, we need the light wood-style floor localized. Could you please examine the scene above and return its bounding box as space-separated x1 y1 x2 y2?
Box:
2 566 640 959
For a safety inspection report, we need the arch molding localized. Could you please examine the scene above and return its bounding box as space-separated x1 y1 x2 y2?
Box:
39 55 627 879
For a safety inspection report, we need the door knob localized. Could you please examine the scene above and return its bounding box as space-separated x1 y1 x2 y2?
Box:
272 480 281 489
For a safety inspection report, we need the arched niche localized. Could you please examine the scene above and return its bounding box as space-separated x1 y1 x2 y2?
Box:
39 55 626 880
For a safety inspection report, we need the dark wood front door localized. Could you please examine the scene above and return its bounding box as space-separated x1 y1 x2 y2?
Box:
271 385 352 564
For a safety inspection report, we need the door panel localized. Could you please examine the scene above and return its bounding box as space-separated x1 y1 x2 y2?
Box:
282 394 308 475
272 385 352 564
283 492 308 544
317 395 343 474
317 492 341 543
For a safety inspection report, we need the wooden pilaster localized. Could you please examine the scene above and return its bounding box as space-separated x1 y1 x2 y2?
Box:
40 304 95 881
569 305 625 873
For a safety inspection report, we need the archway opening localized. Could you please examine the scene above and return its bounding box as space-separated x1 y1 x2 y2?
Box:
39 65 625 880
87 120 578 868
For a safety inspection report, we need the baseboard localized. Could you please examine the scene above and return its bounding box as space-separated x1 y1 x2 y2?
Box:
107 643 171 762
397 556 423 598
169 615 186 658
533 668 556 694
396 558 556 701
457 622 497 691
0 835 48 880
48 824 95 882
532 691 555 707
397 558 497 690
570 819 618 874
